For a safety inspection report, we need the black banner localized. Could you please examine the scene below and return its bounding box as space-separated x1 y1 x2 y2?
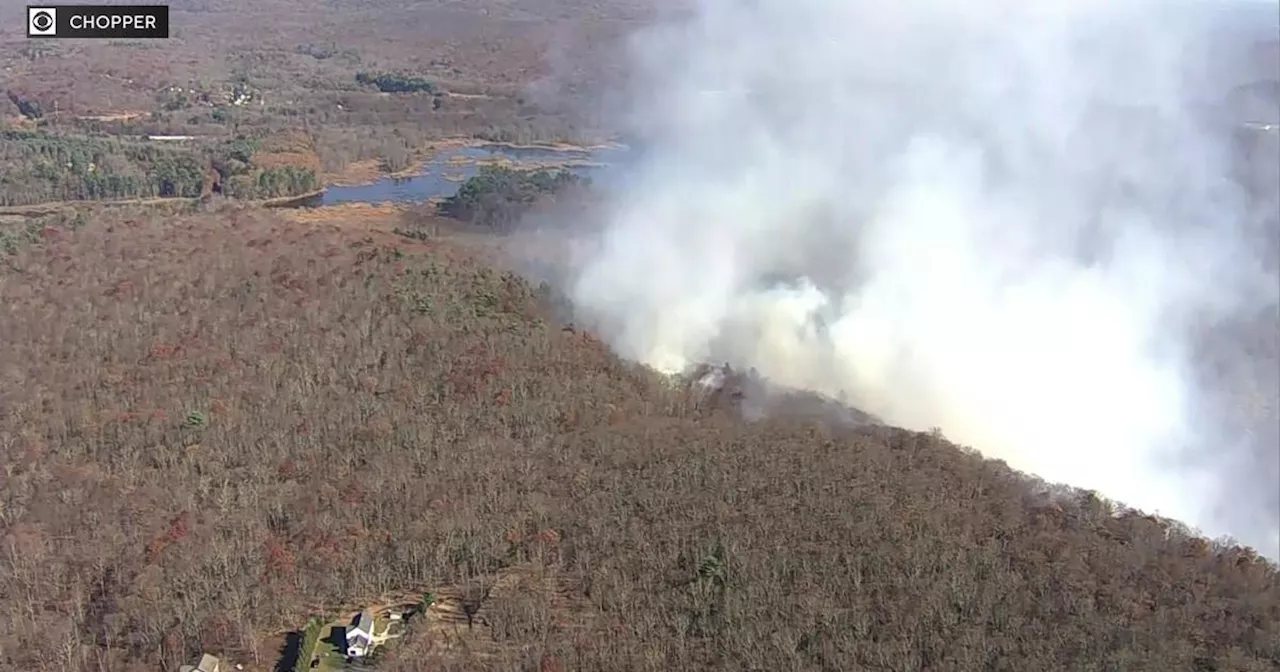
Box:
27 5 169 39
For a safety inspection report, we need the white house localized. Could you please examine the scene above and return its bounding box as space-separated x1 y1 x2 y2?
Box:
345 611 375 658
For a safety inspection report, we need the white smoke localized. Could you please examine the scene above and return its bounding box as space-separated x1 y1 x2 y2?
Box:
557 0 1280 556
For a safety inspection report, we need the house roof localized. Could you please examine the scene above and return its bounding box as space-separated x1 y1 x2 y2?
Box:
195 653 221 672
350 611 374 635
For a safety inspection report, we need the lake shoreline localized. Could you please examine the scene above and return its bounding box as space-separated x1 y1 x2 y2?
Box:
322 137 626 189
313 140 627 208
0 138 626 218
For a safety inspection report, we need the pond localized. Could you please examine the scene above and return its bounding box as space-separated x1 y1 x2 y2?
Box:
305 143 633 207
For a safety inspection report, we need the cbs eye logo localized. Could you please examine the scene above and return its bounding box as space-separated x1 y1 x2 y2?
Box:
28 7 58 37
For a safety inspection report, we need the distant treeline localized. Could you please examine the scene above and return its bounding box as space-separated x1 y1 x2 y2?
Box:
0 131 317 206
355 71 436 94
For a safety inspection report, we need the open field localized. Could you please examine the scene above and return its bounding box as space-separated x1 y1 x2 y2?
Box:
0 205 1275 672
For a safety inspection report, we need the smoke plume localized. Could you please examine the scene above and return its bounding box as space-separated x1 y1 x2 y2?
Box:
554 0 1280 556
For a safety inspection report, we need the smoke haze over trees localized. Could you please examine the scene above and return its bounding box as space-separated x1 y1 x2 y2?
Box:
552 0 1280 556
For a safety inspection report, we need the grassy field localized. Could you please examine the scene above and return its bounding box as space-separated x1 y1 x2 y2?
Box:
313 623 348 671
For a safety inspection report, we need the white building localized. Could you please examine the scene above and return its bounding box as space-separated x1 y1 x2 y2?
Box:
344 611 375 658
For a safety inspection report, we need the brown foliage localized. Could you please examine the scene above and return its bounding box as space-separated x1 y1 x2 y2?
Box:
0 0 630 178
0 206 1276 671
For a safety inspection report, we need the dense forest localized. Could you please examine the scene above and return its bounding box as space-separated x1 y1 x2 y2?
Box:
440 165 585 229
355 71 437 94
0 132 318 206
0 205 1275 671
0 1 1273 670
0 131 207 204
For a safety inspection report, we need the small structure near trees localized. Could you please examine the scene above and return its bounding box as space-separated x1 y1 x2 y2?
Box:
179 653 222 672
